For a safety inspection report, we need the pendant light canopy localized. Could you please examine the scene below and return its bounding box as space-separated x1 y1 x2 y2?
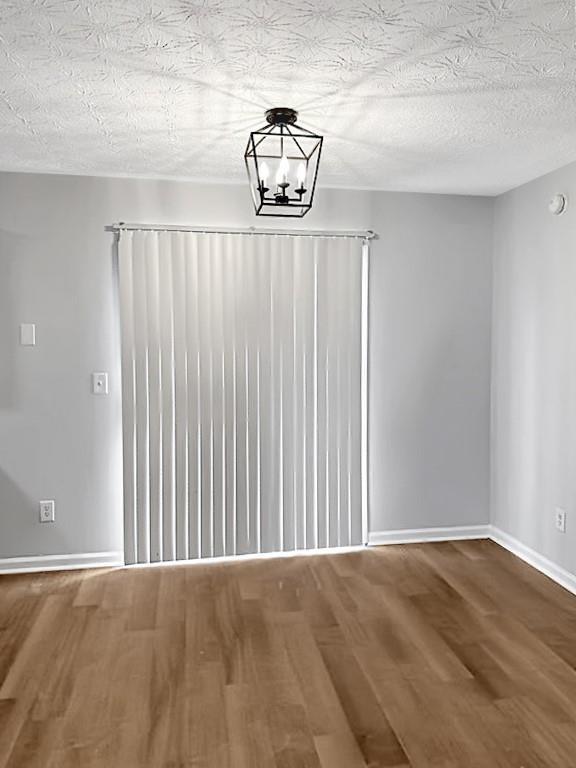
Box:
245 107 323 217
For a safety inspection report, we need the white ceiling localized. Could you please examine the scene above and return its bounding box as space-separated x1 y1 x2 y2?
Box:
0 0 575 195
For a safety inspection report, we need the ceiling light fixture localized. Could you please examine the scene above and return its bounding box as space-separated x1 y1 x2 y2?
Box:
244 107 323 217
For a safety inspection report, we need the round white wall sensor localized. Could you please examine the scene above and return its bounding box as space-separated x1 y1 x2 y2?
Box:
548 194 567 215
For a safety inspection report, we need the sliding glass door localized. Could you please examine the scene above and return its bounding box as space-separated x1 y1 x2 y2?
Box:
118 229 366 564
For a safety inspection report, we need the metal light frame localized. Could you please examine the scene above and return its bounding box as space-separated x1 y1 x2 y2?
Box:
245 107 323 218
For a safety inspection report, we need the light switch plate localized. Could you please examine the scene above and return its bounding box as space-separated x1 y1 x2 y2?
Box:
92 372 109 395
20 323 36 346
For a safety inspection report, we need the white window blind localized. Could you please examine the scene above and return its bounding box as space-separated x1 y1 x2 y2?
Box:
118 230 367 564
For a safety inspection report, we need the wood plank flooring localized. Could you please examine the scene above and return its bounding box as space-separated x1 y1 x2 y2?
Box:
2 540 576 767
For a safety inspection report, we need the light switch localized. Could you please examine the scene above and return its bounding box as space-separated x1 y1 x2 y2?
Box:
92 372 109 395
20 323 36 346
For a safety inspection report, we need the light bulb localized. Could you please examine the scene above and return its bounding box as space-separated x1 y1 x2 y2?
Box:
259 161 269 185
276 155 290 186
297 162 306 187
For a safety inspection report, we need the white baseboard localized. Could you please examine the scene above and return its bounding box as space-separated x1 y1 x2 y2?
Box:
368 525 491 546
368 524 576 599
2 529 575 599
490 526 576 598
0 551 124 575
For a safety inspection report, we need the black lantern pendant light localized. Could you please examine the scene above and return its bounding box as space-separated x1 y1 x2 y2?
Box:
244 107 323 217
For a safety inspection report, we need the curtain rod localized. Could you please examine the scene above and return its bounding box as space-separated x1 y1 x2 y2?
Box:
107 223 377 240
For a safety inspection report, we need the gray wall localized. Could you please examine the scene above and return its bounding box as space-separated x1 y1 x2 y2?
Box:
0 172 493 559
492 161 576 575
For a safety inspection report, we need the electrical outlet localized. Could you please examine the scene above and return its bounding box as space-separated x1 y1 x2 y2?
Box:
39 500 55 523
555 507 566 533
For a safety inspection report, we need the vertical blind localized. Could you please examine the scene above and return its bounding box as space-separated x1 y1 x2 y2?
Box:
118 230 366 564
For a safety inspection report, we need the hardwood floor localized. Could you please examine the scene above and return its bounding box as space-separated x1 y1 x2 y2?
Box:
2 540 576 767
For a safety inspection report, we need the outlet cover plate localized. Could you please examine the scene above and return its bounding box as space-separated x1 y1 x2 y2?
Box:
39 499 55 523
555 507 567 533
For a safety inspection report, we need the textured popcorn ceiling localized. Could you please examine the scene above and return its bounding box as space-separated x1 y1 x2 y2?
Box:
0 0 575 195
